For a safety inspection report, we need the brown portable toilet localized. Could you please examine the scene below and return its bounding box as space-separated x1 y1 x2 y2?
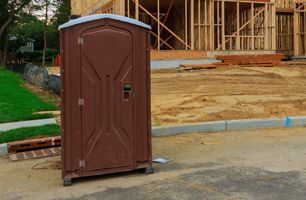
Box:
59 14 152 186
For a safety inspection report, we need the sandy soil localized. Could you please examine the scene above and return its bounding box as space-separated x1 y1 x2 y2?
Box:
46 65 306 126
151 66 306 126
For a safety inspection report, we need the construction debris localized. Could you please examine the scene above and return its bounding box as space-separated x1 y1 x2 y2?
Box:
179 64 217 70
153 157 170 164
180 54 288 70
9 147 61 161
8 136 61 153
216 54 285 65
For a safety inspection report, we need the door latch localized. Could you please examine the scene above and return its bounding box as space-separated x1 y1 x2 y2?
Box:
79 160 85 168
78 98 85 106
123 84 132 100
77 37 84 45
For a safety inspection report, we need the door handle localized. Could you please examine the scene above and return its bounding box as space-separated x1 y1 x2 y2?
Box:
123 84 132 100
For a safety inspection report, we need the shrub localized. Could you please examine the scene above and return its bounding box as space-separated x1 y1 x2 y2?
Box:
17 49 58 63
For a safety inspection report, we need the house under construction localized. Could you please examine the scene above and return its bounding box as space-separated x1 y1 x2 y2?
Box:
71 0 306 57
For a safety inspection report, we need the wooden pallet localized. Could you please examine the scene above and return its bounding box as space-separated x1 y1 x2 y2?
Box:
9 147 61 161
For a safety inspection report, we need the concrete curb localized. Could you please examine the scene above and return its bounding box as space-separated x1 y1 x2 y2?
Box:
1 116 305 155
0 118 57 132
152 121 226 137
152 116 306 137
0 143 8 156
226 118 284 131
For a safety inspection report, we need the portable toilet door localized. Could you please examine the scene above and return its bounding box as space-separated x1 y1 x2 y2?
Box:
59 14 152 186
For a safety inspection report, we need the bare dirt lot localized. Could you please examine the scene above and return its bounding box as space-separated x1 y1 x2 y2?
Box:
151 66 306 126
1 127 306 200
48 65 306 126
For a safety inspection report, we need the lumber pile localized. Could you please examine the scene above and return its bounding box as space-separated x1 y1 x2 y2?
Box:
215 54 285 66
180 54 287 70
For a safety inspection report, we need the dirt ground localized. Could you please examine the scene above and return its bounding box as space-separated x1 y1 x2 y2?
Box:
152 66 306 126
1 127 306 200
46 65 306 126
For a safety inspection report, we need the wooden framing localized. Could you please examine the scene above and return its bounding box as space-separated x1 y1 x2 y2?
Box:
191 0 195 50
157 0 160 50
185 0 188 50
294 0 306 56
94 1 114 14
74 0 306 56
275 0 294 9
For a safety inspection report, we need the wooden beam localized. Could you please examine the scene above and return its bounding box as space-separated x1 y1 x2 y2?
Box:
135 0 139 20
217 0 220 49
221 0 225 50
204 0 208 50
272 3 276 50
185 0 188 50
294 4 299 55
162 0 174 32
190 0 195 50
304 8 306 55
251 2 255 50
160 35 174 49
198 0 201 50
127 0 130 17
264 3 268 49
157 0 160 50
154 0 173 48
209 0 214 50
236 1 240 50
120 0 125 16
150 31 175 50
134 1 191 49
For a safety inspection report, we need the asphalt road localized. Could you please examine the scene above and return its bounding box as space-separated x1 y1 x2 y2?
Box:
1 127 306 200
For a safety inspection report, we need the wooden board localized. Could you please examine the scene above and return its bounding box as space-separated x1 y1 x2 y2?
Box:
8 136 61 153
180 53 288 70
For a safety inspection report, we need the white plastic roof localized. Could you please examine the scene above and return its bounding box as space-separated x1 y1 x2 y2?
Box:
58 14 151 30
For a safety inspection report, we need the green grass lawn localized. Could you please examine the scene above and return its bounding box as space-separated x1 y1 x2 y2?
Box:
0 67 57 123
0 124 60 143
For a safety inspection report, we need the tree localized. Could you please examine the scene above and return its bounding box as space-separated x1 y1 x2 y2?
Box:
32 0 56 66
0 0 32 66
51 0 70 26
48 0 70 50
3 0 70 66
9 12 45 51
